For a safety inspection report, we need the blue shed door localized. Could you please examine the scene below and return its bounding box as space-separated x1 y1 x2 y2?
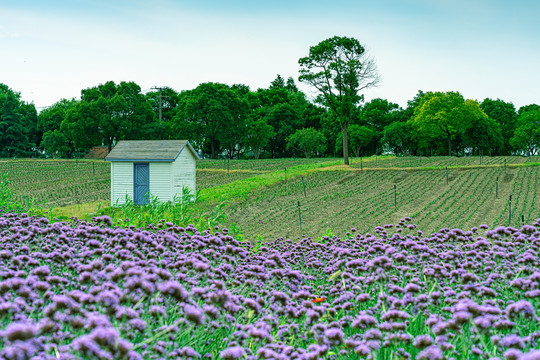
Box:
134 163 150 205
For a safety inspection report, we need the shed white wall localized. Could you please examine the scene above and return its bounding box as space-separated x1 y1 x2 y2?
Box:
110 162 133 206
149 162 172 202
172 149 196 199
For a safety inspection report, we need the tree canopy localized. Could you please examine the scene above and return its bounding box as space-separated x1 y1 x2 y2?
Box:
62 81 154 152
480 98 517 155
511 109 540 156
1 69 538 159
409 92 498 156
0 84 37 158
299 36 380 165
172 83 249 159
287 128 327 158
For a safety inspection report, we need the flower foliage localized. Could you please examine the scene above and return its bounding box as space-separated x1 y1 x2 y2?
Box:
1 206 540 359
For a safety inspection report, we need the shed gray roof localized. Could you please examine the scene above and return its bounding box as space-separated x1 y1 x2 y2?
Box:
105 140 200 162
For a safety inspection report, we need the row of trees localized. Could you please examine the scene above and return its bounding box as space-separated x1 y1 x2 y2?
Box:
1 37 539 160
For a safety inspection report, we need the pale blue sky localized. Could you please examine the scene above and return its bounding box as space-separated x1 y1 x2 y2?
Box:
1 0 539 109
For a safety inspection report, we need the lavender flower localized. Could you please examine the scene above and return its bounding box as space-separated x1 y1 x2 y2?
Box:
503 348 523 360
413 335 433 349
507 300 536 319
3 322 37 342
220 346 246 360
416 345 443 360
184 304 205 325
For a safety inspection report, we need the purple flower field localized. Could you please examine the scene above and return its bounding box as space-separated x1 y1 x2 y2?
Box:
1 207 540 359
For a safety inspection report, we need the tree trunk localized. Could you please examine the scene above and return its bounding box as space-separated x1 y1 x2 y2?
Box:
447 136 452 156
342 123 349 165
211 140 216 159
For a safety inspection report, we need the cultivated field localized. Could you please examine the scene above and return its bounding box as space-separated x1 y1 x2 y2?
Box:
1 156 539 241
0 159 110 207
226 164 540 241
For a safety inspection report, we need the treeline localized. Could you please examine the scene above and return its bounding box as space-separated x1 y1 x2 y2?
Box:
0 78 539 159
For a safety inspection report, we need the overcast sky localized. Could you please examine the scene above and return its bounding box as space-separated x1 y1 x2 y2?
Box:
1 0 539 110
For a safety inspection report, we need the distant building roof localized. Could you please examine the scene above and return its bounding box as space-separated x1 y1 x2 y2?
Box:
105 140 200 162
85 146 109 159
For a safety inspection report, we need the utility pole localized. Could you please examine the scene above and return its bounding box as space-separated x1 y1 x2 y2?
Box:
151 86 170 122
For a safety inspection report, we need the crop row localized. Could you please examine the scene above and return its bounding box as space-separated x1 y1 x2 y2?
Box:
350 156 539 169
227 165 540 241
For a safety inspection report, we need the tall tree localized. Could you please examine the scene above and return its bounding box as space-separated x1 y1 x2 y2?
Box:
172 83 248 159
480 98 517 155
244 117 275 159
409 91 471 156
511 109 540 156
286 128 327 158
270 74 286 89
359 98 401 153
38 98 78 157
518 104 540 116
244 79 310 158
62 81 155 152
461 100 503 155
0 85 36 158
0 92 32 157
336 124 375 157
382 121 414 156
299 36 380 165
265 103 303 158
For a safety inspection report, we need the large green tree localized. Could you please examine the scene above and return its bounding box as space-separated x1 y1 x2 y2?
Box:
511 109 540 156
462 101 503 155
359 98 401 154
382 121 414 156
172 83 248 159
518 104 540 116
299 36 380 165
38 98 78 157
0 84 36 158
0 92 32 157
286 128 326 158
480 98 517 155
62 81 155 151
336 124 375 157
265 103 304 158
244 117 275 159
410 91 470 156
244 77 311 158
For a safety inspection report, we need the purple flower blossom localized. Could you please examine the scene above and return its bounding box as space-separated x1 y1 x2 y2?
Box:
157 280 190 302
416 345 443 360
499 334 525 349
507 300 536 319
220 346 246 359
3 322 37 342
324 328 345 345
413 335 433 349
521 350 540 360
503 348 523 360
184 304 205 325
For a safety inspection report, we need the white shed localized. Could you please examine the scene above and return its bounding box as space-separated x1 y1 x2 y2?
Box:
105 140 199 206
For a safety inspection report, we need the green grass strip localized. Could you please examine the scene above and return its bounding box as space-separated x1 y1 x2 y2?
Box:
198 159 343 204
